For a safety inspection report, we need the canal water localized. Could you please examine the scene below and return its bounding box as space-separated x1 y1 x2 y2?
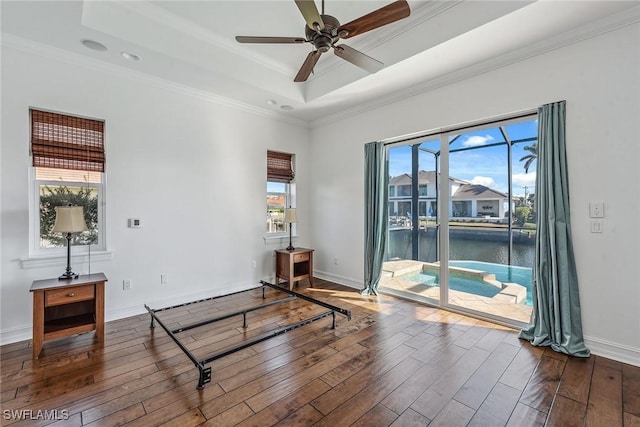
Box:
388 227 535 268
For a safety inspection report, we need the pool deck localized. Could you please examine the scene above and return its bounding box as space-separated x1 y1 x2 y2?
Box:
380 260 533 324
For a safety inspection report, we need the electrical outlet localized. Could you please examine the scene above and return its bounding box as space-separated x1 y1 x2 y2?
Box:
252 260 257 269
591 220 603 233
123 279 131 290
160 274 168 284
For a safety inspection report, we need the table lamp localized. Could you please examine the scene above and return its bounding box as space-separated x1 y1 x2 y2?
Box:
52 205 88 280
284 207 297 251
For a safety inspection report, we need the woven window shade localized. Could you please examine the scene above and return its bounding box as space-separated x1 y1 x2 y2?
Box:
31 109 105 173
267 150 294 183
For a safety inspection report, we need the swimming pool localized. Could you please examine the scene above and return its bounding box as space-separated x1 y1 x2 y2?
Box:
402 270 502 299
450 261 533 306
400 261 533 306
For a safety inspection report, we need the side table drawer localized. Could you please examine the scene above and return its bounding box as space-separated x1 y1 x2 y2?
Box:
293 252 309 263
45 285 95 307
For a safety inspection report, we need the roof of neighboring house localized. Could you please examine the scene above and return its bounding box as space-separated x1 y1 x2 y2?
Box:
267 194 285 208
452 184 508 199
389 170 468 185
389 171 508 200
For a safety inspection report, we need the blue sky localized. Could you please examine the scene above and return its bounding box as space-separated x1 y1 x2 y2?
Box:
388 119 537 197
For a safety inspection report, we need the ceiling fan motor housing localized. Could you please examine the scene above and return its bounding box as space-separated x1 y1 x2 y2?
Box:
305 14 340 53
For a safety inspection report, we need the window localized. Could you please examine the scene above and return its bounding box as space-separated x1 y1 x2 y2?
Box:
398 201 411 218
419 201 428 216
397 185 411 197
418 184 428 196
30 109 106 254
266 150 295 234
267 182 288 233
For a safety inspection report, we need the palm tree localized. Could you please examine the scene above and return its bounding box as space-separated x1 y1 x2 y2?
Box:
519 143 537 173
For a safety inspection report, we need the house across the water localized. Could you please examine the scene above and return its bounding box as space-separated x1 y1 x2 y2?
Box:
389 170 510 224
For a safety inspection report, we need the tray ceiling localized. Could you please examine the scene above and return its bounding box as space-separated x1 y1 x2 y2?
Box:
2 1 638 124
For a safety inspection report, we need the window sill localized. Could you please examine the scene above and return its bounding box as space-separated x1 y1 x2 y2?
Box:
20 250 113 269
263 234 298 246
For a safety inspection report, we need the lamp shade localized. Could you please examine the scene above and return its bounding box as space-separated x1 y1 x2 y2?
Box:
52 206 88 233
284 208 297 224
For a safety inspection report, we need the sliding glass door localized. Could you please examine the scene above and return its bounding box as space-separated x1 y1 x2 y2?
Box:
385 139 441 304
380 115 538 326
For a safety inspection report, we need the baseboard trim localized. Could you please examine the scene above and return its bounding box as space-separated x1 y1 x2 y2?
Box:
313 270 362 290
0 324 32 346
584 335 640 367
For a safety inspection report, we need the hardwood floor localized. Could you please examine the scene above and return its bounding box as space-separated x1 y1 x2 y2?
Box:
1 279 639 426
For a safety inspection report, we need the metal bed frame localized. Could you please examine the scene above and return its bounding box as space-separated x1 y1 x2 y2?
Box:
144 280 351 389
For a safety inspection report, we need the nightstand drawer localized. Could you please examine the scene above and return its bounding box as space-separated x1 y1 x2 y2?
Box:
45 285 95 307
293 252 309 263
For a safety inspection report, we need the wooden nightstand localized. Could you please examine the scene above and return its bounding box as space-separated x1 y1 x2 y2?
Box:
274 248 314 290
30 273 108 359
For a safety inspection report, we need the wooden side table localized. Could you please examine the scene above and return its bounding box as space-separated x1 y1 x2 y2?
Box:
30 273 108 359
274 248 314 290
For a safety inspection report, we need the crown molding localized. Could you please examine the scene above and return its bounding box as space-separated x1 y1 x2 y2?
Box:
311 5 640 128
1 34 309 129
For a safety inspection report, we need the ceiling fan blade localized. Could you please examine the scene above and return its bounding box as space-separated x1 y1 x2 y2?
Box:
294 0 325 30
333 44 383 73
235 36 306 44
294 50 322 82
337 0 410 39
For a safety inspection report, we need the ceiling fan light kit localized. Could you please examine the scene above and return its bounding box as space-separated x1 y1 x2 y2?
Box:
235 0 410 82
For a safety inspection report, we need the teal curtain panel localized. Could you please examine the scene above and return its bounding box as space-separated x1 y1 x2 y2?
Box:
362 141 389 296
519 101 590 357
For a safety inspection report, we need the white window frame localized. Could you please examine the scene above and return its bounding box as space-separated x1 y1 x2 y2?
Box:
266 181 296 238
29 167 106 256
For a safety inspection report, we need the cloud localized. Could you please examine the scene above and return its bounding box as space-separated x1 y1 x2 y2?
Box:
462 135 494 148
471 176 497 188
512 172 536 189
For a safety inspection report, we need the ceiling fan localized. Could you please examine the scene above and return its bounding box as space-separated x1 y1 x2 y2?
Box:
235 0 411 82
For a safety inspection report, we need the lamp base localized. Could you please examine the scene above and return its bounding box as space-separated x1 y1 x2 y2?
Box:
59 233 79 280
59 271 79 280
286 223 295 251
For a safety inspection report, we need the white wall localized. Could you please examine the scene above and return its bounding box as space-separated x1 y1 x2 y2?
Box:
0 45 310 343
309 23 640 365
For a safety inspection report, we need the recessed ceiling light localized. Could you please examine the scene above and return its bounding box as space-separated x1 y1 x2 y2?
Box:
121 51 141 62
280 105 294 111
267 100 277 106
81 39 107 52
